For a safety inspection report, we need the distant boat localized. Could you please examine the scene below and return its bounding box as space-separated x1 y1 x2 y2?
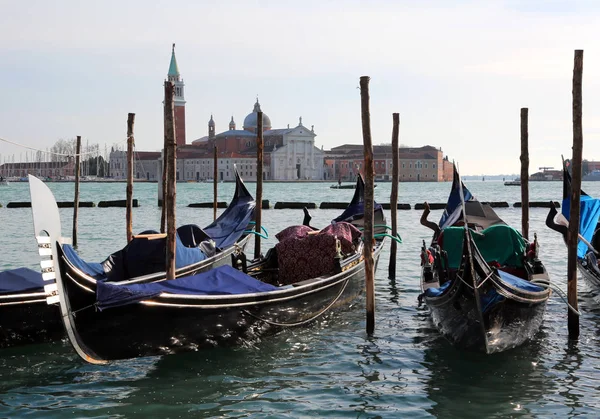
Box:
331 183 377 189
583 170 600 181
504 179 521 186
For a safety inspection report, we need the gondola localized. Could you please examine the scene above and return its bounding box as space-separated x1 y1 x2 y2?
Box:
33 175 390 363
546 166 600 292
0 170 255 349
330 183 377 189
418 167 551 353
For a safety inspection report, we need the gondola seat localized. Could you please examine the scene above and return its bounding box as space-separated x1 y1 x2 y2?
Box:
275 222 362 285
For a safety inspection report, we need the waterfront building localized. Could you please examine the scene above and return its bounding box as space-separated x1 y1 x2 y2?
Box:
0 160 76 179
191 100 324 181
324 145 453 182
108 46 446 183
109 149 161 180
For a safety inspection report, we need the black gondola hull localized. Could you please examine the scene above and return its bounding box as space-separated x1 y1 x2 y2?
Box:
579 258 600 293
0 297 63 348
424 277 548 353
57 241 384 361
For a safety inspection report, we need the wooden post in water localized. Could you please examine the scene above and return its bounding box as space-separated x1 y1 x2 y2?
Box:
126 113 135 242
160 117 168 233
72 135 81 247
388 113 399 279
568 49 584 340
213 145 218 221
520 108 529 240
157 151 163 207
360 76 376 334
254 111 264 260
164 81 177 280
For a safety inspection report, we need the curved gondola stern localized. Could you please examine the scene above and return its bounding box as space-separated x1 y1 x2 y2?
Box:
28 175 108 365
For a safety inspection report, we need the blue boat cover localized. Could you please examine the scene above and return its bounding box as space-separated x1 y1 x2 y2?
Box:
63 245 107 279
96 265 279 310
0 267 45 294
562 194 600 258
423 280 451 297
203 172 255 249
497 269 544 292
424 270 542 312
103 232 207 282
424 280 504 313
60 170 254 283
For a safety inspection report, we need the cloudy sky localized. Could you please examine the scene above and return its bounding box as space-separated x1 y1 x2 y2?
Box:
1 0 599 175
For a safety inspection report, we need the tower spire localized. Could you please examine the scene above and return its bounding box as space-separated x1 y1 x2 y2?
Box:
166 44 186 145
168 43 180 80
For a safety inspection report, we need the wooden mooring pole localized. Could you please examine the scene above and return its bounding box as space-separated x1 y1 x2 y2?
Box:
388 113 399 279
520 108 529 240
126 113 135 242
360 76 376 334
157 151 163 208
160 149 169 233
254 111 264 260
164 81 177 280
72 135 81 247
213 145 218 221
568 50 584 340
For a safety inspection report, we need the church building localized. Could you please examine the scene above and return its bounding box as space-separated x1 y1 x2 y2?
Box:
110 45 326 182
196 100 325 180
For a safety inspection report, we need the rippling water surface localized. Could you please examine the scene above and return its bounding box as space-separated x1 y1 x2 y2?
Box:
1 179 600 418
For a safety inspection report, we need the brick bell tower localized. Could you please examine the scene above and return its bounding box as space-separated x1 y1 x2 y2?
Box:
167 43 186 146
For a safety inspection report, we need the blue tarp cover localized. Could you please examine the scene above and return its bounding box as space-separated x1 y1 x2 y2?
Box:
104 233 207 282
0 267 45 294
424 270 543 312
497 269 544 292
562 195 600 258
96 265 279 310
63 244 107 279
203 180 255 249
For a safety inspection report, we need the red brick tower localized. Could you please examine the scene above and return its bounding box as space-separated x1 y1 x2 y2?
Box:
167 43 186 146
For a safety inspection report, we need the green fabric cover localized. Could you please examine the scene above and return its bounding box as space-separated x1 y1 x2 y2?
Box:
440 225 526 269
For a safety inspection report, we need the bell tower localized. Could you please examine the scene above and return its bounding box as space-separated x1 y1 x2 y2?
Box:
167 43 186 146
208 115 215 140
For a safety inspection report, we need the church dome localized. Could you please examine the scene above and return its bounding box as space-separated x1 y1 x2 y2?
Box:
243 99 272 132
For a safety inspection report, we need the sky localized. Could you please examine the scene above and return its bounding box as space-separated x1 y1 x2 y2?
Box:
1 0 599 175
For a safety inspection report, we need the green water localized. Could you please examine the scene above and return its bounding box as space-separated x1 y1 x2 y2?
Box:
0 180 599 418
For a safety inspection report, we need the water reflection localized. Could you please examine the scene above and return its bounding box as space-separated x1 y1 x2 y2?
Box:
420 331 555 417
387 276 401 305
0 340 157 416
